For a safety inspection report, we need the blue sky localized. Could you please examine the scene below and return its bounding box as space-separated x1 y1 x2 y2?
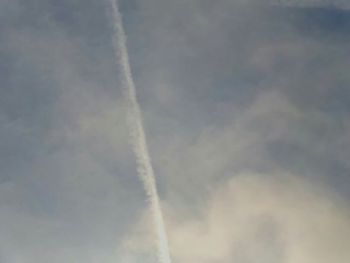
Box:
0 0 350 262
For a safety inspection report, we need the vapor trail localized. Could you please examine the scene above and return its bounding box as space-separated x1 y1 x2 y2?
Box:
107 1 172 263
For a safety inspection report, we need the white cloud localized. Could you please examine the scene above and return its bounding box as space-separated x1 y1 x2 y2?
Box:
1 0 350 262
125 173 350 263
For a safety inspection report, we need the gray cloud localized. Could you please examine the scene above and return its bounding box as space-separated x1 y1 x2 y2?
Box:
272 0 350 9
0 0 349 262
124 173 350 263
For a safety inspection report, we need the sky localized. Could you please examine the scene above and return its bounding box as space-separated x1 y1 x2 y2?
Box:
0 0 350 262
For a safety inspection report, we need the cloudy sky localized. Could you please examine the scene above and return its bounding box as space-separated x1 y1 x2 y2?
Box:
1 0 350 262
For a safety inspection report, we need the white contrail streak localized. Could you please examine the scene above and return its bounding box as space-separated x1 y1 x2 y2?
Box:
107 1 172 263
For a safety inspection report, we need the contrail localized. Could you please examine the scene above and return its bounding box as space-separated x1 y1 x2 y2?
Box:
107 1 172 263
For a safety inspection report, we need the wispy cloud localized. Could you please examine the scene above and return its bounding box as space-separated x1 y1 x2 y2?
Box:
124 172 350 263
0 0 349 262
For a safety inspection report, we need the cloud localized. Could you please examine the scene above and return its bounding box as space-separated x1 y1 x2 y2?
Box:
124 173 350 263
117 2 350 261
1 0 350 262
0 1 145 261
271 0 350 10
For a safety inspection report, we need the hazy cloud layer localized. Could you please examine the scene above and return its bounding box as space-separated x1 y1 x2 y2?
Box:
124 173 350 263
0 0 349 262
